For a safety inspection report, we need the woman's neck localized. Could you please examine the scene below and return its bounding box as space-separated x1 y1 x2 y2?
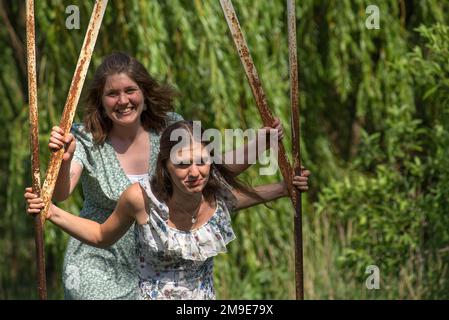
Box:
168 191 203 213
110 122 145 142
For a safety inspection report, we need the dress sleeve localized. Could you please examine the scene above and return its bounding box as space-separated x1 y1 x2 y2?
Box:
71 123 93 169
165 112 184 126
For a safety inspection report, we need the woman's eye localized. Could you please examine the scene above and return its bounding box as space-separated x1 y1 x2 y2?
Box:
126 89 137 94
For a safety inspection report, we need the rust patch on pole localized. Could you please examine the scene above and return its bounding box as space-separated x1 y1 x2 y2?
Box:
220 0 294 200
26 0 47 300
40 0 108 227
287 0 304 300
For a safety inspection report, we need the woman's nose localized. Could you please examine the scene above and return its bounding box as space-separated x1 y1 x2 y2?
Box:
188 164 200 177
118 92 129 105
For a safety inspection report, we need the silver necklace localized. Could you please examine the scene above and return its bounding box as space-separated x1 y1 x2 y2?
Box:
171 200 201 224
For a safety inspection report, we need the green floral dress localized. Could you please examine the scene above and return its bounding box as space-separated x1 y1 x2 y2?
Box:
63 112 183 300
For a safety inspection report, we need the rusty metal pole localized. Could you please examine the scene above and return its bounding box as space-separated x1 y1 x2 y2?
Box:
287 0 304 300
26 0 47 300
40 0 108 226
219 0 295 200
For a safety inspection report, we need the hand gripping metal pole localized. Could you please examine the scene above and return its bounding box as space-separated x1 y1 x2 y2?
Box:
40 0 108 227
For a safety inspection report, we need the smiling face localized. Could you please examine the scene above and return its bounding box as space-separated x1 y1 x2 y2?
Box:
101 73 145 127
166 141 212 197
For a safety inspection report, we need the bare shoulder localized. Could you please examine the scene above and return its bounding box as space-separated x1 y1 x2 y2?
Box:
120 183 148 213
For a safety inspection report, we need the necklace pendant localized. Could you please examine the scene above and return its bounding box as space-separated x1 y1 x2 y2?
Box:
192 217 196 224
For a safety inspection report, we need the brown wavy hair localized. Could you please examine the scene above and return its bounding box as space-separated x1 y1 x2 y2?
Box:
151 120 263 204
83 52 179 144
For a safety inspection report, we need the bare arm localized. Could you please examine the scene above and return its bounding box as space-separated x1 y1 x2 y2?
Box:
49 126 82 201
27 184 147 248
223 118 284 176
53 160 82 201
233 170 311 210
233 182 287 210
221 136 260 175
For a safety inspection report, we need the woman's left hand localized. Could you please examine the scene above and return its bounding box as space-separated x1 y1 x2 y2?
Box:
292 166 311 192
260 117 285 145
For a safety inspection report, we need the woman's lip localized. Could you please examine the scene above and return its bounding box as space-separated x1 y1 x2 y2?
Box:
115 106 136 114
186 179 203 186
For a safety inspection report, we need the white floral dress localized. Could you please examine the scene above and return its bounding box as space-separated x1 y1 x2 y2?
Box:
135 179 237 300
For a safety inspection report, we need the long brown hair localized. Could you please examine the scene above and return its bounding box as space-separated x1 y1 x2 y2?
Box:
83 52 179 144
151 121 262 203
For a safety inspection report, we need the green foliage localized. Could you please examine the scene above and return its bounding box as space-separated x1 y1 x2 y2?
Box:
316 23 449 298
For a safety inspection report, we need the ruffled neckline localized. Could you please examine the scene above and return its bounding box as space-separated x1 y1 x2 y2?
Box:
147 196 219 234
135 183 236 262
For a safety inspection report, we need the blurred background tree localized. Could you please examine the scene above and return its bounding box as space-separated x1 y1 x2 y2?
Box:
1 0 449 299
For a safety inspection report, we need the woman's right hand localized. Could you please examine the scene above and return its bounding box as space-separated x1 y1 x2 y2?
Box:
49 126 76 161
24 187 52 219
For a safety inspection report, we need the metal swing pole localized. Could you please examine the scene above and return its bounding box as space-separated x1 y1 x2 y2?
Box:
287 0 304 300
26 0 47 300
